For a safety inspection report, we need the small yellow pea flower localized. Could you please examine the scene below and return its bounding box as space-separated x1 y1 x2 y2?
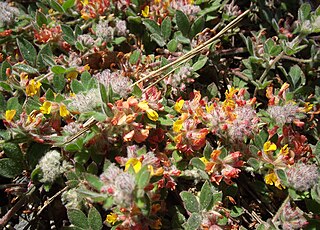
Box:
125 158 142 173
142 5 150 18
40 101 52 114
138 101 149 111
174 99 184 113
146 108 159 121
263 141 277 153
106 212 118 225
173 119 184 133
26 79 42 96
280 144 289 155
5 110 16 122
265 172 284 190
59 104 70 117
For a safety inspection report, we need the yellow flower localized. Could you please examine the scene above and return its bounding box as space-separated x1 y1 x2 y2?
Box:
263 141 277 153
81 0 89 6
142 5 149 18
173 119 184 133
106 212 118 225
174 99 184 113
26 79 42 96
303 102 313 113
81 12 90 20
280 144 289 155
40 101 52 114
138 100 149 111
125 158 142 173
206 104 214 113
199 157 209 164
5 110 16 122
265 172 285 190
146 109 159 121
225 87 238 99
65 71 78 81
59 104 70 117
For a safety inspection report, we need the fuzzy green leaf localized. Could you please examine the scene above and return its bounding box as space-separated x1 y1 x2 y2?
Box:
200 181 212 210
143 19 161 35
176 10 190 36
180 191 199 213
161 16 172 41
67 209 89 229
0 158 23 178
190 16 205 38
88 206 102 230
167 39 178 52
13 63 39 74
17 38 37 66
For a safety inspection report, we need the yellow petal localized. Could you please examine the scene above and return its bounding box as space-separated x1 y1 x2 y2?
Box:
26 79 42 96
5 110 16 121
146 109 158 121
59 104 70 117
40 101 52 114
138 101 149 111
173 119 183 133
174 99 184 113
263 141 277 153
142 5 149 18
106 212 118 225
125 158 142 173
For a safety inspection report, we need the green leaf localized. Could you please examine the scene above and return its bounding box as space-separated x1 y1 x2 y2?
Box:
87 162 98 174
13 63 39 74
50 0 65 13
180 191 199 213
230 206 244 218
62 0 76 11
132 84 142 98
176 10 190 37
67 209 89 229
192 55 208 71
52 65 67 74
150 33 166 47
187 213 201 230
88 207 102 230
207 82 218 97
26 143 51 169
113 37 127 45
298 3 311 21
0 93 6 113
37 44 53 70
143 19 161 35
83 173 104 191
6 97 22 115
0 158 23 178
247 157 260 170
203 141 213 160
311 184 320 204
71 80 85 94
158 116 173 126
190 16 205 38
190 157 205 170
36 11 48 27
42 54 56 66
129 50 141 65
161 16 172 41
275 169 288 187
137 167 151 190
53 74 66 92
2 143 24 162
167 39 178 52
0 61 11 81
17 38 37 66
61 24 75 45
288 65 304 88
200 181 213 210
